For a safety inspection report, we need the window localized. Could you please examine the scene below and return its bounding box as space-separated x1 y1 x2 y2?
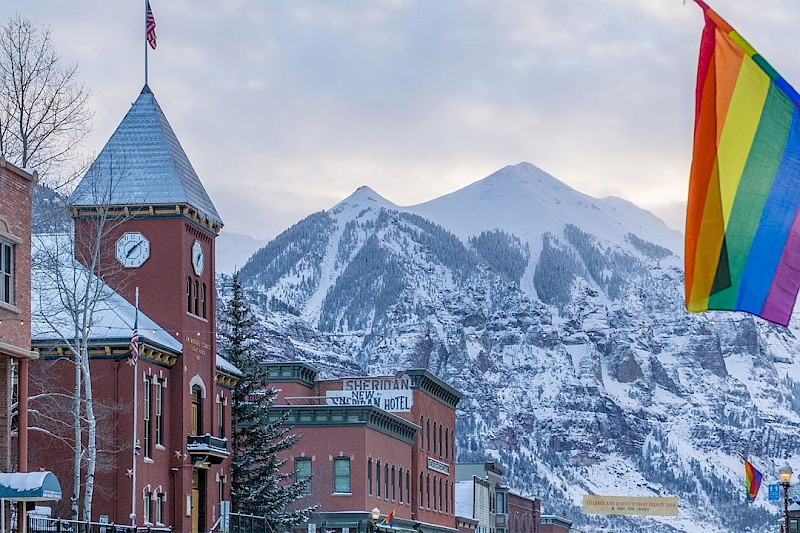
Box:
496 492 506 514
445 481 449 514
376 461 381 497
384 463 389 499
439 425 443 456
391 466 396 501
406 471 410 504
333 458 350 493
191 386 202 435
295 458 312 495
367 459 373 495
439 478 443 511
143 378 152 458
433 422 437 454
0 241 12 305
217 395 224 439
143 491 152 524
419 473 423 508
155 493 164 524
426 474 430 508
202 283 207 318
445 429 449 459
398 468 403 503
194 280 199 316
433 476 437 510
419 417 424 447
426 419 430 451
186 277 192 312
155 380 163 446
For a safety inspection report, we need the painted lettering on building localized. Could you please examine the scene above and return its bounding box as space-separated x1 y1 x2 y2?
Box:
342 375 411 391
427 457 450 475
325 389 413 412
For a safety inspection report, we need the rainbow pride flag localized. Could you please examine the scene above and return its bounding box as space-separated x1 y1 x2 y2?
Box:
686 0 800 326
739 453 763 503
384 509 396 527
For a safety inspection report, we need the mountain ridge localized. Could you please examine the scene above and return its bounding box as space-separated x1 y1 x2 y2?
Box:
228 162 797 532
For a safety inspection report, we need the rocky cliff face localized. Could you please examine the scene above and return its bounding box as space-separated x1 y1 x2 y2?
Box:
224 162 799 532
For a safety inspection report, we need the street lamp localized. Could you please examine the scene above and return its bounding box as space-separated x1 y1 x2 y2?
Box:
780 464 793 533
369 507 381 533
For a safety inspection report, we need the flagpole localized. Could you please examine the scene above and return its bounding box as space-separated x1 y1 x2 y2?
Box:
144 0 149 86
131 287 140 526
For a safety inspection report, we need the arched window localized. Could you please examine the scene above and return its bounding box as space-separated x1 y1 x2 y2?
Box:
367 459 372 495
384 463 389 499
426 474 430 508
391 466 396 501
419 417 424 447
433 422 437 454
445 481 449 514
439 425 443 456
445 428 449 459
194 279 199 316
201 283 207 318
406 471 410 504
191 385 202 435
377 461 381 497
439 478 443 511
419 473 423 508
433 476 437 511
186 277 192 312
426 419 430 451
399 468 403 503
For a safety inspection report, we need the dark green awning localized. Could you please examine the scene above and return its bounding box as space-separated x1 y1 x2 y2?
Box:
0 472 61 501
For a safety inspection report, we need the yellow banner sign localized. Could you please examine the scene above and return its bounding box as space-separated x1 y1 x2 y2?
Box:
582 495 678 516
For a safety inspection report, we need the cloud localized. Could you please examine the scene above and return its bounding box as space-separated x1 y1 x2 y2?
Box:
7 0 800 239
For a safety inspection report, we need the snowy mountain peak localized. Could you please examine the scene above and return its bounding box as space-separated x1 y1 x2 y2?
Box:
330 185 396 216
477 162 578 198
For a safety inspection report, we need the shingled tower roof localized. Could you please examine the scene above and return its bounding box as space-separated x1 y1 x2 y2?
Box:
70 84 223 229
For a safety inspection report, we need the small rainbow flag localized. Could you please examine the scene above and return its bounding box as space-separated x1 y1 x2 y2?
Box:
686 0 800 326
383 509 396 527
739 453 763 502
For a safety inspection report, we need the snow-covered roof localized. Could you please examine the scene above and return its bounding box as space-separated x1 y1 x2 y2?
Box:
70 84 222 227
30 235 182 353
216 355 243 377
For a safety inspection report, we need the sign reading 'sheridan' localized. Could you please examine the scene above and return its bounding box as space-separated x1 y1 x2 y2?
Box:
325 374 414 412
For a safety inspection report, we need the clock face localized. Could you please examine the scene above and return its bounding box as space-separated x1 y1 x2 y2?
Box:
192 240 204 276
115 232 150 268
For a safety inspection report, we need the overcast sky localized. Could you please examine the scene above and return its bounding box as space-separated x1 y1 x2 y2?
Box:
7 1 800 239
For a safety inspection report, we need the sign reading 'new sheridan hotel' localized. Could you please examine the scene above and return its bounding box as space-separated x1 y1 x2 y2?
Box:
325 374 414 412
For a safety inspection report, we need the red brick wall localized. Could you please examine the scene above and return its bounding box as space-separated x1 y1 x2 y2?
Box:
31 212 225 529
508 492 540 533
0 158 34 472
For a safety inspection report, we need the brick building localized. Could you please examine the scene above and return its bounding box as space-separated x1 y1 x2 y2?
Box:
0 157 39 528
28 85 238 532
506 492 539 533
264 362 462 533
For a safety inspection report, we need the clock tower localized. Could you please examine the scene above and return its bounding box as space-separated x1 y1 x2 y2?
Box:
68 84 229 532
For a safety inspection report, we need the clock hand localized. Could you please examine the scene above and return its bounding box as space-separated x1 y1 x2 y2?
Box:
126 240 142 258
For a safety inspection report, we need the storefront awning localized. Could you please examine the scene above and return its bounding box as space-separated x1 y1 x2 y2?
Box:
0 472 61 501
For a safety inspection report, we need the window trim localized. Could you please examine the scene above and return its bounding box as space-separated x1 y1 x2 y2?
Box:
295 457 312 495
0 240 14 306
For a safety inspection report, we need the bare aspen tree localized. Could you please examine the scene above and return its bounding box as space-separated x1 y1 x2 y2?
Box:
0 14 91 184
30 154 133 521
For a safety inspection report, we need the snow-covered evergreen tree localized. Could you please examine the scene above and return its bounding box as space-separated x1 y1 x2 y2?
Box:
218 272 315 530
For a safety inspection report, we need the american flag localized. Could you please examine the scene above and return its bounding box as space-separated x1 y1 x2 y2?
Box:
146 1 157 50
130 320 140 364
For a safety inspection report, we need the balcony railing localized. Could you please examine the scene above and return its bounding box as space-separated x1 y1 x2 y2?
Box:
187 433 229 465
28 516 173 532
